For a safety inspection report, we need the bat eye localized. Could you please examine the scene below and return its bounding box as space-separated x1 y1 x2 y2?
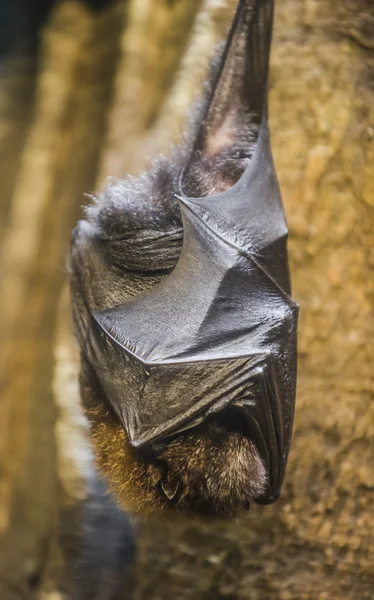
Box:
160 476 180 502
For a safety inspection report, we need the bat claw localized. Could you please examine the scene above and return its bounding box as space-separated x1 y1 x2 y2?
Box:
160 477 180 502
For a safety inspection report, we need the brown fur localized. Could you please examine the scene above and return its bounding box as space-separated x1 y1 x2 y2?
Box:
80 361 266 519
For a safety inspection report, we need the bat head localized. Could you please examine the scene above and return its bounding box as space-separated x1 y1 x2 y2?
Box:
70 0 298 519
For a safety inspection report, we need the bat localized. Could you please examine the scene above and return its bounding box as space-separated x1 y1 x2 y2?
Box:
70 0 299 519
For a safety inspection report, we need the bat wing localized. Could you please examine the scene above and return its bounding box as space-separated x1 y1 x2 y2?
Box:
85 318 266 445
192 0 274 155
85 285 297 499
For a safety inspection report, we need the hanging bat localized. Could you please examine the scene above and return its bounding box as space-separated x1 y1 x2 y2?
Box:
70 0 299 519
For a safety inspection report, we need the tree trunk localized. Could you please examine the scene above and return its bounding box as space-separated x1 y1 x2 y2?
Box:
0 0 373 598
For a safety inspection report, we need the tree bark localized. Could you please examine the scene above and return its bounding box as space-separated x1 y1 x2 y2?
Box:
0 0 373 598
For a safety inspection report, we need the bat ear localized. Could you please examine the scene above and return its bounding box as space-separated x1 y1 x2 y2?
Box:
188 0 274 164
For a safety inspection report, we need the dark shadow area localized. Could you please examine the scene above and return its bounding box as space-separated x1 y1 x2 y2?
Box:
0 0 118 59
0 0 57 57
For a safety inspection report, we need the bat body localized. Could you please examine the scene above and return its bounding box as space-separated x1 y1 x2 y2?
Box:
70 0 299 518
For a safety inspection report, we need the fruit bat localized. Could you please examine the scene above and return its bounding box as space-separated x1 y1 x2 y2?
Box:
70 0 299 519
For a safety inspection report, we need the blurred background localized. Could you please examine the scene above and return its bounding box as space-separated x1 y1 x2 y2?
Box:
0 0 373 598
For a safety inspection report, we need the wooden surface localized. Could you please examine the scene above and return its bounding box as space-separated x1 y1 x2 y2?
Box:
0 0 373 598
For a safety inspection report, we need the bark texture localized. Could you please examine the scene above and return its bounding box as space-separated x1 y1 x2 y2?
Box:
0 0 373 599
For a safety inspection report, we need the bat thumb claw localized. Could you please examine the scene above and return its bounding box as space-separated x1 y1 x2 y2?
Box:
160 477 180 502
